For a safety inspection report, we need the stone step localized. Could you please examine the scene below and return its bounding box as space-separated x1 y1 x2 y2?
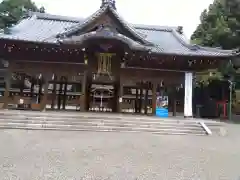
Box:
0 117 201 126
0 111 223 123
0 114 222 127
0 123 206 135
0 126 206 136
0 111 221 123
0 113 175 121
0 110 220 135
3 119 194 128
0 119 203 130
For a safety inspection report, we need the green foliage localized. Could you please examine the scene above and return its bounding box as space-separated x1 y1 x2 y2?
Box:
0 0 44 29
191 0 240 80
191 0 240 50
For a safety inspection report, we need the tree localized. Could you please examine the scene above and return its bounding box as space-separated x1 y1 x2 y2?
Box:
191 0 240 50
191 0 240 85
0 0 44 29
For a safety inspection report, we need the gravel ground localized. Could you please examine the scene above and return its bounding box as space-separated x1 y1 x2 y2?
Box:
0 128 239 180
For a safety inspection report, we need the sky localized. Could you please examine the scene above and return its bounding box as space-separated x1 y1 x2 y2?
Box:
32 0 214 39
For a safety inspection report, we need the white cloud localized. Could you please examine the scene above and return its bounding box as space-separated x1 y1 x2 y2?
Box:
33 0 214 38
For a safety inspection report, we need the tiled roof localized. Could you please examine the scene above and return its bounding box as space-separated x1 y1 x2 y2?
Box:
0 10 237 57
135 26 236 57
0 12 78 43
57 3 152 45
62 31 148 51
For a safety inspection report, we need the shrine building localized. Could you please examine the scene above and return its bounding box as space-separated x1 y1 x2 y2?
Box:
0 0 238 117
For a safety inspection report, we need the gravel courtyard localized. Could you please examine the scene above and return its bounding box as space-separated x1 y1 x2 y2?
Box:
0 127 239 180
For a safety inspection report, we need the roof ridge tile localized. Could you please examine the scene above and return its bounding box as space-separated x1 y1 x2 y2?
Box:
28 11 83 23
133 24 176 32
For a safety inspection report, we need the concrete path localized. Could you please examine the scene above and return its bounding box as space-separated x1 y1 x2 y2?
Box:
0 130 239 180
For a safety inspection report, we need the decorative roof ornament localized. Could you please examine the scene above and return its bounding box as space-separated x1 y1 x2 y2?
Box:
100 0 116 10
176 26 183 34
39 7 45 13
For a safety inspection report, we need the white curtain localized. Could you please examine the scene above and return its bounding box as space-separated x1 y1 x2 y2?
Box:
184 72 193 117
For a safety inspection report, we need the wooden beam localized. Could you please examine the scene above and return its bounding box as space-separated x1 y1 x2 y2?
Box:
80 71 87 112
2 68 11 109
152 81 157 115
144 88 148 114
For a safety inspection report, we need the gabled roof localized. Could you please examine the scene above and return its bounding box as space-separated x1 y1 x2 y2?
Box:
57 3 152 45
61 30 149 51
0 10 237 57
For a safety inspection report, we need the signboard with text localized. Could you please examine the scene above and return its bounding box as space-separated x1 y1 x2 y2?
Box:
156 95 169 118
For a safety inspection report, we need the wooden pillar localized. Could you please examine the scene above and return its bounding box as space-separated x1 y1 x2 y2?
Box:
144 88 149 114
62 76 68 110
139 84 143 113
37 76 43 104
3 69 11 109
30 77 35 98
20 73 24 97
152 81 157 115
112 82 116 113
57 76 63 110
135 87 139 113
80 71 87 112
51 74 57 109
172 87 177 117
117 80 123 113
40 78 49 111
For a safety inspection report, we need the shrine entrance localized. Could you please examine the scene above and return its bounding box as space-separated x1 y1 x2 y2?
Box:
84 50 120 113
89 84 115 112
